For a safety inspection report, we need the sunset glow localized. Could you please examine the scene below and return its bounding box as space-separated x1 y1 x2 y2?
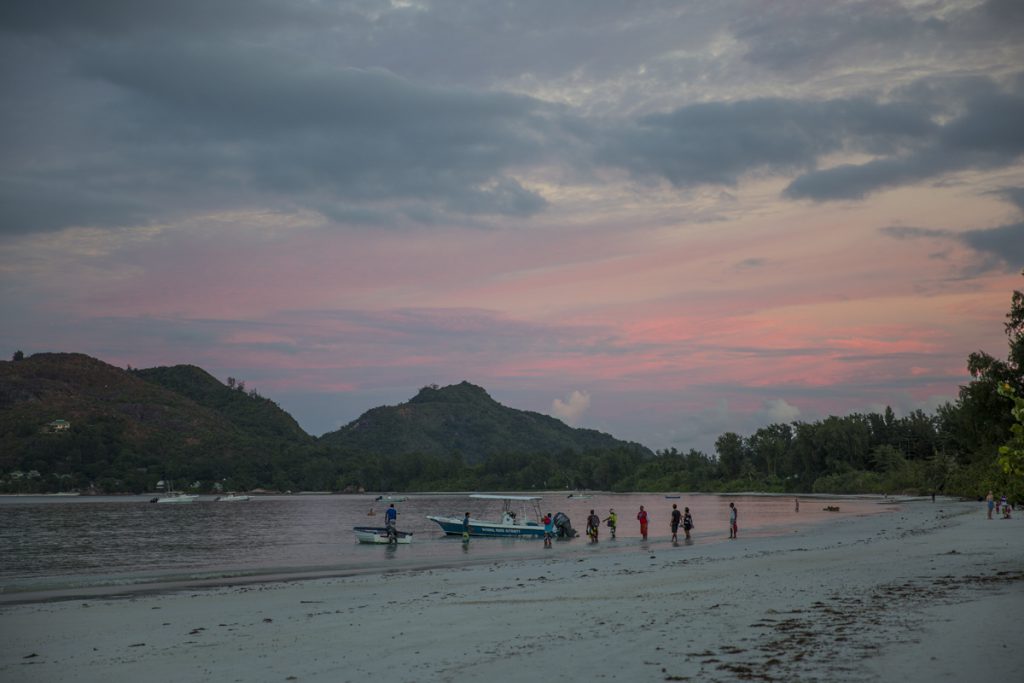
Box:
2 1 1022 452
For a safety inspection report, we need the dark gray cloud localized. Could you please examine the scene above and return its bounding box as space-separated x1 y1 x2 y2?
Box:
994 187 1024 212
3 1 1024 235
784 84 1024 201
0 0 324 34
881 189 1024 271
733 1 947 73
735 0 1024 76
0 36 561 234
959 222 1024 267
598 96 935 188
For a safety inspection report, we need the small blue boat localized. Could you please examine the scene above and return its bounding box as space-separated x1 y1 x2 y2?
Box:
427 494 546 538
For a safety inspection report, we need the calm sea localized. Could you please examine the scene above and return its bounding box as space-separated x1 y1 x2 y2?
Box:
0 492 893 600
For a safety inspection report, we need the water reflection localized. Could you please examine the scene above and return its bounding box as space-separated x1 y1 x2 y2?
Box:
0 493 893 591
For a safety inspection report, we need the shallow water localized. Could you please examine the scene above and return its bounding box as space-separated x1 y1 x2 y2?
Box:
0 492 893 596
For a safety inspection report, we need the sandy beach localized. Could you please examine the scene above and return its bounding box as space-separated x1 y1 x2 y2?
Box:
2 498 1021 682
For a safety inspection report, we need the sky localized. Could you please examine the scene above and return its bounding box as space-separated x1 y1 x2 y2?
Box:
2 0 1024 454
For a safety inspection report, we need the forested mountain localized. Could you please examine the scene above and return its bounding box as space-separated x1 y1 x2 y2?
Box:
320 381 652 463
0 353 311 493
134 364 312 444
1 272 1021 498
0 358 650 493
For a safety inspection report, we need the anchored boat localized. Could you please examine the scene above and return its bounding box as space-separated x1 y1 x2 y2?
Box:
427 494 546 538
352 526 413 544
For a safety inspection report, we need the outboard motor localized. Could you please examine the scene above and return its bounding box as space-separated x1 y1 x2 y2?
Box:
553 511 576 538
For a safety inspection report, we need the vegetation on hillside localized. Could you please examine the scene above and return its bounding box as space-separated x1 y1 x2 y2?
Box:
321 381 651 463
1 272 1021 498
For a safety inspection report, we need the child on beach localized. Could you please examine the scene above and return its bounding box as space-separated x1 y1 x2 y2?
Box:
670 504 681 542
728 502 738 539
462 512 471 543
683 507 694 540
543 513 554 548
637 505 649 540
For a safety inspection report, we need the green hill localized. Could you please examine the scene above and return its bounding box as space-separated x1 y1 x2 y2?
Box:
0 353 309 492
319 381 653 462
134 364 311 444
0 356 652 493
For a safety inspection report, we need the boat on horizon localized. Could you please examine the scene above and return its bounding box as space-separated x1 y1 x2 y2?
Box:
154 491 199 504
215 494 251 502
374 495 407 503
426 494 546 538
153 480 198 504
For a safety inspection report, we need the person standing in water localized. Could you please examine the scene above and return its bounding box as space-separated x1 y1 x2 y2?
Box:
794 498 799 512
728 502 738 539
683 507 694 540
587 509 601 542
604 508 618 539
637 505 649 540
462 511 471 543
384 503 398 543
543 512 554 548
670 504 682 542
986 491 995 519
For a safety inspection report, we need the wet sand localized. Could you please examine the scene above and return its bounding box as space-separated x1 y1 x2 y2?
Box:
2 498 1021 682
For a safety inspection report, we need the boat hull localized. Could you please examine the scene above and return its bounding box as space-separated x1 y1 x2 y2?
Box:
353 526 412 544
426 515 546 538
155 494 198 504
216 495 251 502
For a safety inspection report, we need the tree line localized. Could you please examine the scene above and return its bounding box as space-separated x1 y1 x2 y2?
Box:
3 273 1022 499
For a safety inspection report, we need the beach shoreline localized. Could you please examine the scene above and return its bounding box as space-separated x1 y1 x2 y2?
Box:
2 498 1021 682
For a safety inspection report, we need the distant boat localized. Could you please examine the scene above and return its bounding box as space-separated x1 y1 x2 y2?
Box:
155 492 198 504
427 494 546 538
353 526 413 544
665 495 681 499
567 492 593 500
375 495 407 503
215 494 251 502
154 480 198 504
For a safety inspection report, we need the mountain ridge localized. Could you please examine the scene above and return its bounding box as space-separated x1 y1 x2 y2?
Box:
0 353 651 492
322 380 653 462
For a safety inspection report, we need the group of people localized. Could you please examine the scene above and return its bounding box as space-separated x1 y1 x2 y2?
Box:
538 502 738 545
985 491 1014 519
582 508 621 542
387 499 743 546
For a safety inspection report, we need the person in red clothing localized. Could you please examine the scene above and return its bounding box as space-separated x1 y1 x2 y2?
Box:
637 505 649 540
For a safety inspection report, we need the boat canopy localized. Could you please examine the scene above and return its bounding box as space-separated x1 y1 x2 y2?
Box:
469 493 542 501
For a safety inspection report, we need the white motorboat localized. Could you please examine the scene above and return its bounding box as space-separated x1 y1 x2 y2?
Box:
427 494 546 538
215 494 251 502
374 495 407 503
155 492 199 504
153 480 198 503
353 526 413 544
